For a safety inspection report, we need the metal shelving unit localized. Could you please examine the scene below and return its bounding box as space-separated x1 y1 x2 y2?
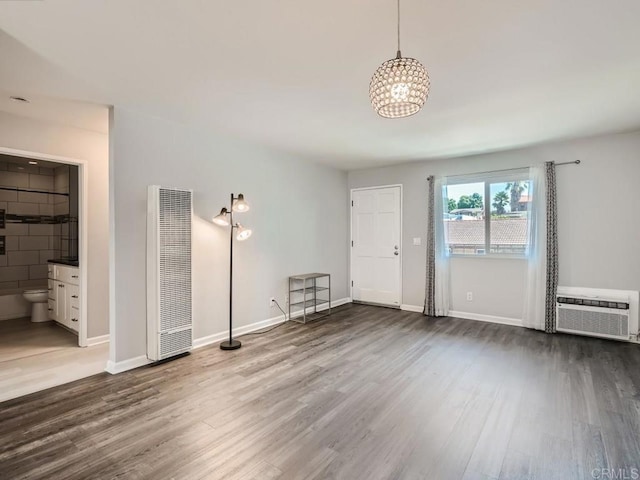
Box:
288 273 331 324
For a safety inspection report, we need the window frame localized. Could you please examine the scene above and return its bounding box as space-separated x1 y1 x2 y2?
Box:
444 169 530 259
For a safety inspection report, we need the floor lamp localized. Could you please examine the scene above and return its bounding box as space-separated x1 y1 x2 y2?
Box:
212 193 252 350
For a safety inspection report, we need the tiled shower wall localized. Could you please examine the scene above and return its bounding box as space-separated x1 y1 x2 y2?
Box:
0 162 58 291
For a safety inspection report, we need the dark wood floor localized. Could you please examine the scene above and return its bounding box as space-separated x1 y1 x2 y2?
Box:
1 304 639 480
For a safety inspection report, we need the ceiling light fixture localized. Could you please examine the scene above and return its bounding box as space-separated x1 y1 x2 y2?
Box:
10 96 30 103
369 0 430 118
28 161 38 165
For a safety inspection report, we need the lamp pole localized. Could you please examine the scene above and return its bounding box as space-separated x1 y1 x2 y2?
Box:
221 193 242 350
212 193 251 350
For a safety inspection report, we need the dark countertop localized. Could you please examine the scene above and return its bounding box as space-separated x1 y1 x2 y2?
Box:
48 259 80 267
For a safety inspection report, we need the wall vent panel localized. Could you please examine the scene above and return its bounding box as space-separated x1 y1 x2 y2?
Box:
147 186 193 361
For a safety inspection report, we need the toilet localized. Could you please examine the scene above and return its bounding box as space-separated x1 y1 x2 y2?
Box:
23 289 49 323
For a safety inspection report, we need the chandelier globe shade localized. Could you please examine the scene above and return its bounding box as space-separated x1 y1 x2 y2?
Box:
369 0 430 118
369 54 430 118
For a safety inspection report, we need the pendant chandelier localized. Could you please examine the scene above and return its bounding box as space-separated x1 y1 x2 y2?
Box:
369 0 430 118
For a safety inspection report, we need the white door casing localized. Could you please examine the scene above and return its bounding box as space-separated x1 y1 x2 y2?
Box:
351 185 402 307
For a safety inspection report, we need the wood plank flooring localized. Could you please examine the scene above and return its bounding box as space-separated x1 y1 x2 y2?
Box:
0 318 109 402
1 304 639 480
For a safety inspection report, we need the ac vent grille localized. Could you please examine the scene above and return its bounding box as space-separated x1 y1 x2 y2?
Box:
557 306 629 339
147 186 193 361
160 328 193 358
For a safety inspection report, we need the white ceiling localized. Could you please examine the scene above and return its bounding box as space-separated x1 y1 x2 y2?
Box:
1 0 639 170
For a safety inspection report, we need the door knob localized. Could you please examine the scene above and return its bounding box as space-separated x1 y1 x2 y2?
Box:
394 245 399 250
394 251 399 256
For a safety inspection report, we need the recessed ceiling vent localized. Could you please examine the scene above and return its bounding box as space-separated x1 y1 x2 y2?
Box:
147 185 193 361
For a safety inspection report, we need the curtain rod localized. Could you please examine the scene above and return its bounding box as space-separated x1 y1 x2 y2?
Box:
0 186 69 197
432 160 581 180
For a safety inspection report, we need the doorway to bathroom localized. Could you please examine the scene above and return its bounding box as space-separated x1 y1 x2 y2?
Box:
0 149 106 402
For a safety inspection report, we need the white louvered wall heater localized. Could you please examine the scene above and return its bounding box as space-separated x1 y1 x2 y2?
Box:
147 185 193 361
556 287 639 342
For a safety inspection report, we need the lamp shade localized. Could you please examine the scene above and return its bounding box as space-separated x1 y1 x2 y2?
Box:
235 224 252 241
232 193 250 213
212 208 230 226
369 54 430 118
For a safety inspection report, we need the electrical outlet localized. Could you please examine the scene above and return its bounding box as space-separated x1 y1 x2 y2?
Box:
466 292 473 301
269 297 276 307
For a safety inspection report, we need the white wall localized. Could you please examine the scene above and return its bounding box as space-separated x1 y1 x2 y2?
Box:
0 111 109 337
349 130 640 320
110 107 349 364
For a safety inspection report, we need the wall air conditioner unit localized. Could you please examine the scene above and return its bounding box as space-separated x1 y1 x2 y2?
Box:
147 185 193 361
556 286 639 342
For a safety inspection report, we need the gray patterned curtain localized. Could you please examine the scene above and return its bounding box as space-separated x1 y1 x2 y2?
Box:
424 176 436 316
544 162 558 333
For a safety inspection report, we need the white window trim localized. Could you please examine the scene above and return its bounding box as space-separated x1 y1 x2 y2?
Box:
445 169 531 259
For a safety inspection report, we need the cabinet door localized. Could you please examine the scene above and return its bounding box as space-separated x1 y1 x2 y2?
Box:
68 306 80 332
48 299 57 321
66 285 80 333
56 282 68 328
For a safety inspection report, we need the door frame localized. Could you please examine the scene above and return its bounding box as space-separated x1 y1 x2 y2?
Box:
350 184 403 307
0 147 90 347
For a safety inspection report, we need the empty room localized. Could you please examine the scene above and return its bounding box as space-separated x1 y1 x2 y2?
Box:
0 1 639 479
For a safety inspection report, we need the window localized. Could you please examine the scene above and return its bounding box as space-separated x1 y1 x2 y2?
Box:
443 173 531 256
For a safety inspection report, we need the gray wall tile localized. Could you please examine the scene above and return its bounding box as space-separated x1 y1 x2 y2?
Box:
5 224 28 235
0 190 18 202
8 251 40 266
39 204 54 216
39 250 54 263
29 174 54 190
8 202 40 215
0 171 29 188
29 224 54 236
29 264 48 280
5 236 19 251
20 279 48 288
19 236 50 251
18 191 49 204
0 266 29 282
0 280 19 290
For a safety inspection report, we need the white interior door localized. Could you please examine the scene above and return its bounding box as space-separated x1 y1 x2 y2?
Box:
351 186 401 307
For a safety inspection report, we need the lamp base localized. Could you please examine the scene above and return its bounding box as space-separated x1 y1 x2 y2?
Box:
220 339 242 350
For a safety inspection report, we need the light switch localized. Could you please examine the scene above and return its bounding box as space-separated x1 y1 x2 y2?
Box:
413 237 422 246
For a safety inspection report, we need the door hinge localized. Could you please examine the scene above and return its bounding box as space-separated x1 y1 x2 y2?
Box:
351 240 354 247
351 281 354 287
351 200 354 207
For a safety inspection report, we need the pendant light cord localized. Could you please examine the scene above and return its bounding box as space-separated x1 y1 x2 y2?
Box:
396 0 401 56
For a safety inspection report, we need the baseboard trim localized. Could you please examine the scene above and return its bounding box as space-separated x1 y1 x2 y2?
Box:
401 304 423 313
0 311 30 321
109 298 353 373
193 297 352 350
449 310 523 328
105 355 151 375
86 334 110 346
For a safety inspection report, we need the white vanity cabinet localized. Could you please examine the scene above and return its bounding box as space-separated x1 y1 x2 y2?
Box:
47 264 80 333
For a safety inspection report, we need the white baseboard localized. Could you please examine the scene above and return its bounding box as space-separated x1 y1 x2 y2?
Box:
109 297 353 373
105 355 151 375
86 334 110 346
401 304 423 313
448 310 523 328
193 297 352 349
0 312 30 321
289 296 351 319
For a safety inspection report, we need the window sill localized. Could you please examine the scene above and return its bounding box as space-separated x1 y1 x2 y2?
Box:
449 254 528 260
